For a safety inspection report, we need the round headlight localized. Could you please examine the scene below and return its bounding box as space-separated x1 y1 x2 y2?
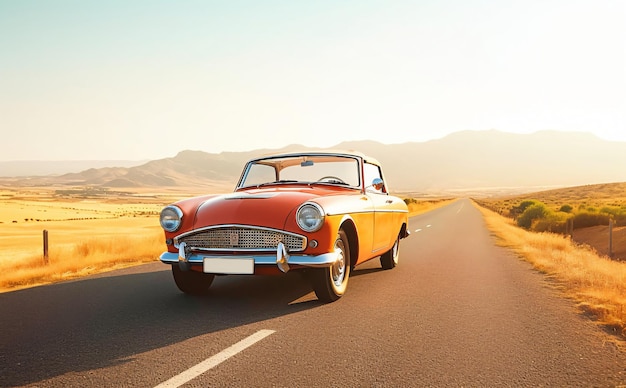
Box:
296 203 325 232
160 206 183 232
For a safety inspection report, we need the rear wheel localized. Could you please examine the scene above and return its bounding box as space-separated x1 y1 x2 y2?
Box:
171 265 215 295
380 234 400 270
311 230 351 303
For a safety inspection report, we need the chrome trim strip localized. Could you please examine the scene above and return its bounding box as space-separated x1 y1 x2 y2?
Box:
182 246 288 253
325 209 409 216
159 251 340 269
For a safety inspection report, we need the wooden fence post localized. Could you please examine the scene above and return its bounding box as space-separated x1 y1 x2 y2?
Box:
609 218 614 258
43 230 49 265
566 218 574 239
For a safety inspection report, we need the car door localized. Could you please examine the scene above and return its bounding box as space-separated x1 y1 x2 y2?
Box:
364 162 394 254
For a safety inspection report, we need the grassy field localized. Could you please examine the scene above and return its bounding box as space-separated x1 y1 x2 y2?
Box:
405 197 454 216
0 187 188 292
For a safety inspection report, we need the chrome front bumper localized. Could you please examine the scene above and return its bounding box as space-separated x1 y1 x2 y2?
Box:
159 242 339 274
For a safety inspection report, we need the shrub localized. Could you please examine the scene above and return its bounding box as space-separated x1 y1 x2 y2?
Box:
533 212 571 233
559 204 573 213
572 211 610 228
596 206 626 226
600 206 621 217
517 202 549 229
510 200 540 219
404 198 417 205
518 200 538 211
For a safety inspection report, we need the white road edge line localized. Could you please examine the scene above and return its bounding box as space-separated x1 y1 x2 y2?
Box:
154 329 276 388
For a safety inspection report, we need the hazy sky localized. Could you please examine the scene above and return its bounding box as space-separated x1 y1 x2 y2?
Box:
1 0 624 161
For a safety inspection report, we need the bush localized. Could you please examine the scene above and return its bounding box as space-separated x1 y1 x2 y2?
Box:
533 212 571 233
572 211 610 228
559 204 573 213
596 206 626 227
510 200 540 219
600 206 621 216
517 202 549 229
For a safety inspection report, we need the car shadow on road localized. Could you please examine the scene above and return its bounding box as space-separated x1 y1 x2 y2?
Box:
0 263 323 387
351 266 385 277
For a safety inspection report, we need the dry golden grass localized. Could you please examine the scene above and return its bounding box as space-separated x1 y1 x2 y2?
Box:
476 203 626 337
0 230 163 291
0 188 171 292
406 197 454 216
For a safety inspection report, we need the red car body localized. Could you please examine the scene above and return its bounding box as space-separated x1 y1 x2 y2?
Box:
159 150 409 302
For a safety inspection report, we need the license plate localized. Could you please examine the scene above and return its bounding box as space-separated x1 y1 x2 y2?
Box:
203 258 254 274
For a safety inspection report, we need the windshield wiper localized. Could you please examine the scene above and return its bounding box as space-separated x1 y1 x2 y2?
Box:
256 180 300 187
310 180 351 186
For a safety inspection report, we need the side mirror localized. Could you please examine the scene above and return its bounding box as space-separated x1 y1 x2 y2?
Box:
371 178 384 191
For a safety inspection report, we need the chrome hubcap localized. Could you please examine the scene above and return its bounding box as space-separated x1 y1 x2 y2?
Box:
392 239 399 264
332 241 346 287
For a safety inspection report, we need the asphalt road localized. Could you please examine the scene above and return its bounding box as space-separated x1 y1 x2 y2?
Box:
1 199 625 387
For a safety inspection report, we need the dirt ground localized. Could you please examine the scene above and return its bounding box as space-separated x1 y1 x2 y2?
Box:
572 225 626 261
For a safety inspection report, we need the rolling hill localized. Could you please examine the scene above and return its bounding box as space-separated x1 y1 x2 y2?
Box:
2 130 626 195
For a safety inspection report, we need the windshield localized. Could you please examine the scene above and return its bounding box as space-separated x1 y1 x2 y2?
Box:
238 154 361 189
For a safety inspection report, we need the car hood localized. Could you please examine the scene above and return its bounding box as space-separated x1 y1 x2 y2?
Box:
192 188 328 230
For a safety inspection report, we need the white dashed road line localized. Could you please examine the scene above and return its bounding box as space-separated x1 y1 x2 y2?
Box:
154 329 276 388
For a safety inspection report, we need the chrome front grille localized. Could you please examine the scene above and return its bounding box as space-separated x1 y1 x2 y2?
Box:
175 225 306 252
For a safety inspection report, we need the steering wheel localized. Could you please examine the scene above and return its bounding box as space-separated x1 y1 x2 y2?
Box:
317 176 346 184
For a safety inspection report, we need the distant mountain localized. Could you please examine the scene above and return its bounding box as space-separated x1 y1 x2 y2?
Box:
2 130 626 194
0 160 147 177
341 130 626 192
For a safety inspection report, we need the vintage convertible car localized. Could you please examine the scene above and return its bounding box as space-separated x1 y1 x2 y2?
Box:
159 150 410 302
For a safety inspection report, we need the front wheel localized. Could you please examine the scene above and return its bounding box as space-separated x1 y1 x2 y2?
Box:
311 230 351 303
380 234 400 270
171 265 215 295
